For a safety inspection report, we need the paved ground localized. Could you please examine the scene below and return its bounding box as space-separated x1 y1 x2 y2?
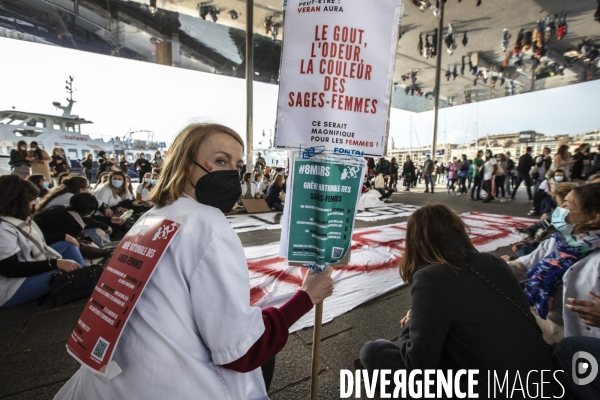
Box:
0 182 534 400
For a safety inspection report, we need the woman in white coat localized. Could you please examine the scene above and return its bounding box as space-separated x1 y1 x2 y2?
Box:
241 172 263 199
507 183 600 342
55 123 334 400
93 170 135 210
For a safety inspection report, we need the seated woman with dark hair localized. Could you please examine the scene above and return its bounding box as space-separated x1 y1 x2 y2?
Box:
0 175 86 308
27 174 50 199
358 204 561 397
36 175 90 211
266 174 285 211
34 193 111 258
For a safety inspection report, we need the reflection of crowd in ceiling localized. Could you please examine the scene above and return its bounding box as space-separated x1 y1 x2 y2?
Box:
395 0 600 110
1 0 599 110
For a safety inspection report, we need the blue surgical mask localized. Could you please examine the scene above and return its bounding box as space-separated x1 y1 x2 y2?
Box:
144 178 151 183
42 181 50 189
151 179 159 185
551 207 574 236
112 180 123 188
554 176 564 182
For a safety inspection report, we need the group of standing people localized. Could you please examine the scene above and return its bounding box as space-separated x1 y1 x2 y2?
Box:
9 141 70 184
9 141 166 187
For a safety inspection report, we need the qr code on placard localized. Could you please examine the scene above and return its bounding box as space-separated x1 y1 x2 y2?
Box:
92 337 110 361
332 247 344 259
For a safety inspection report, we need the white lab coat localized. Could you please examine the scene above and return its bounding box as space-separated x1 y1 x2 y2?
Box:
517 237 600 339
94 184 133 208
258 180 269 194
55 196 267 400
241 182 260 198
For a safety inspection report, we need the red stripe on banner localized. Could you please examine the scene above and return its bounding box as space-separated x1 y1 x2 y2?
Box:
247 213 535 306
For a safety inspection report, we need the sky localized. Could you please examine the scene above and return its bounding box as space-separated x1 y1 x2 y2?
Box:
2 37 600 151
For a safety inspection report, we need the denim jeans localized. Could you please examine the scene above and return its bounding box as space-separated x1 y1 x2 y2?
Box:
553 337 600 399
1 269 58 308
495 175 506 198
271 202 284 212
49 241 86 266
403 173 411 188
459 176 468 194
505 174 513 196
424 173 434 190
471 176 482 199
511 174 533 200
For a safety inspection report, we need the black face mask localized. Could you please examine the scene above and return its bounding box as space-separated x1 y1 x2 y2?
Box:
192 161 241 213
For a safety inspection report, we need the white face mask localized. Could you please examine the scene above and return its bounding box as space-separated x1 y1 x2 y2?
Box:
554 176 564 182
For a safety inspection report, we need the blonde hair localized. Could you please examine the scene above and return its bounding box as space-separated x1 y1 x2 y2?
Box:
273 174 284 188
150 123 244 207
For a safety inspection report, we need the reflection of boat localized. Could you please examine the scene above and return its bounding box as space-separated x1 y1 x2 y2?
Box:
0 77 167 180
253 128 287 169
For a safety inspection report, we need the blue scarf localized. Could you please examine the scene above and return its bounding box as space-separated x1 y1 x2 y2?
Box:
525 230 600 319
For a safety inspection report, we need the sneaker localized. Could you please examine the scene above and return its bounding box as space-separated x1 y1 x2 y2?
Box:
500 198 506 203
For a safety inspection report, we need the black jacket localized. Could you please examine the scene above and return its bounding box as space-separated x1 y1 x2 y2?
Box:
266 184 283 207
81 159 93 170
517 153 534 175
9 149 29 167
34 206 107 245
399 251 561 397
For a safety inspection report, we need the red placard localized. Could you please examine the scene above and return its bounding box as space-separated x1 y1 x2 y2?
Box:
66 218 180 374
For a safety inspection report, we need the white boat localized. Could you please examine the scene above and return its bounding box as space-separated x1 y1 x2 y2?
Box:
0 77 167 181
253 128 288 171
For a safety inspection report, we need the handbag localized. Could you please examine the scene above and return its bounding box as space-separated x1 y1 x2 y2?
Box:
39 265 104 306
468 265 542 335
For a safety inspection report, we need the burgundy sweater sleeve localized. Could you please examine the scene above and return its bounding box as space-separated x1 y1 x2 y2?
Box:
223 290 313 373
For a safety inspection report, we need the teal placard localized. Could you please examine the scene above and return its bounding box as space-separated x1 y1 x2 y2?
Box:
287 160 362 266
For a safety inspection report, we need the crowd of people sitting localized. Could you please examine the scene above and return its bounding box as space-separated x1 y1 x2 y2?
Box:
0 149 166 308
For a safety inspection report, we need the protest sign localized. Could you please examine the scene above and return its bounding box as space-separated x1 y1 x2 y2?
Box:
66 218 180 378
279 144 365 269
275 0 402 156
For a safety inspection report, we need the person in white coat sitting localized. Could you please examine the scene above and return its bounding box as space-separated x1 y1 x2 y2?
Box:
94 171 136 211
257 173 270 194
507 183 600 342
240 172 263 199
54 122 334 400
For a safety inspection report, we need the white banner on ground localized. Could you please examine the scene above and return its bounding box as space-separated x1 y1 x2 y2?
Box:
275 0 402 156
245 212 535 332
